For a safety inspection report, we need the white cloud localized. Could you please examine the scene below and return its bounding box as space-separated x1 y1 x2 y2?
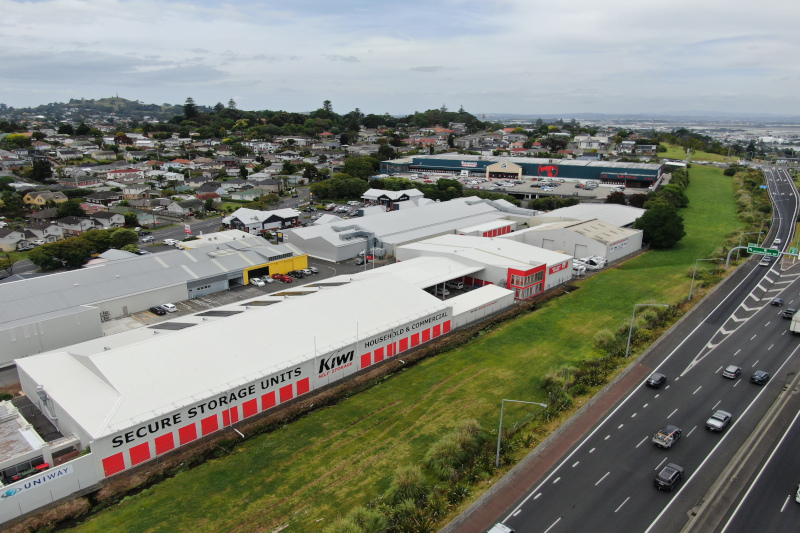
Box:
1 0 799 114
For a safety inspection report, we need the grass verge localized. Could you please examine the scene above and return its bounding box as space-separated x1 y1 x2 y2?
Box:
659 143 737 163
68 167 740 533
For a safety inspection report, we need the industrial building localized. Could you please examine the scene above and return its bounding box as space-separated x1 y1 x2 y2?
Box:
287 196 537 262
223 207 301 234
498 219 643 262
397 234 573 300
380 153 664 188
535 203 646 227
0 234 306 368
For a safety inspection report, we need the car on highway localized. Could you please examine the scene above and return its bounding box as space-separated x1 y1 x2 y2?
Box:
772 297 784 306
161 303 178 313
782 308 796 318
796 483 800 504
654 463 684 491
759 256 773 266
705 410 732 432
487 524 515 533
722 365 742 379
646 373 667 388
750 370 770 385
775 238 782 245
652 425 682 448
149 306 166 316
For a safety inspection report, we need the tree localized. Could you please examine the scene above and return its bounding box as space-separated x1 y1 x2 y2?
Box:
29 159 52 182
56 199 86 218
0 254 16 277
323 100 333 114
27 245 61 270
123 211 138 227
228 98 237 110
214 102 225 113
204 198 215 212
342 157 375 180
31 131 46 141
628 193 648 209
1 191 24 219
109 228 138 249
633 203 686 248
605 191 627 205
3 133 31 148
121 244 139 253
184 97 198 119
57 123 74 135
281 160 297 175
75 123 91 136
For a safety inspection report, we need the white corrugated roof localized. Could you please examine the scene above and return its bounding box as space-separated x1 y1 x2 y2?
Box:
542 204 645 227
448 284 514 316
362 188 424 201
507 219 639 245
458 219 515 234
223 207 301 225
17 276 449 439
340 256 483 289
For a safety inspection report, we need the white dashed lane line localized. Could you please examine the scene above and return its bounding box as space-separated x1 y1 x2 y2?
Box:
693 386 702 395
655 457 668 471
687 425 697 438
595 472 610 486
713 400 721 410
668 408 678 419
636 436 648 448
753 359 760 367
615 497 631 513
572 461 580 468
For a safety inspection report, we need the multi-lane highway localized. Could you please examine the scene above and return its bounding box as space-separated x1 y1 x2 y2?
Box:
484 168 800 532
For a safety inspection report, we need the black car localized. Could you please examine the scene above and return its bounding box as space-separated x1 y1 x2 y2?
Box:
782 308 797 319
288 270 305 278
149 306 166 316
654 463 684 491
137 230 152 236
646 373 667 388
750 370 770 385
772 298 784 306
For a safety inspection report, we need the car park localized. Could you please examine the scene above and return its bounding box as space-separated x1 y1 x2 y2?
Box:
722 365 742 379
750 370 770 385
432 287 450 297
446 280 464 290
772 298 784 306
161 303 178 313
782 308 796 318
654 463 684 491
141 236 155 242
652 425 682 448
705 410 732 432
646 373 667 388
251 278 265 287
149 306 166 316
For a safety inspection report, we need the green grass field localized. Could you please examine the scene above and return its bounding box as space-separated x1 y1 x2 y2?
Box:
659 143 737 163
72 167 740 533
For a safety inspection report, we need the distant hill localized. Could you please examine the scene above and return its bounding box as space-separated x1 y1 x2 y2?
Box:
0 97 210 123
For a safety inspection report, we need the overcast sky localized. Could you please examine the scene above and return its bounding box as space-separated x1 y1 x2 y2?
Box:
2 0 799 116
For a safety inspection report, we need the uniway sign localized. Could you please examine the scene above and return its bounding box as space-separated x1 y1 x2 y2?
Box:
0 465 73 500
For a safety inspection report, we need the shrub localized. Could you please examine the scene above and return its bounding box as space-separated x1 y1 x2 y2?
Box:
384 465 429 506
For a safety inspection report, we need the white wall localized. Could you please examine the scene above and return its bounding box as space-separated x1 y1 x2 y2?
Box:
93 283 187 319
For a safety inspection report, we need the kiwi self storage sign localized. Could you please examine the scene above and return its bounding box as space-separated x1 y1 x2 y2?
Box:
95 308 452 478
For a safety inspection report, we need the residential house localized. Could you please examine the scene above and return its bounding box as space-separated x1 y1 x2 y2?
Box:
219 178 248 191
229 189 262 201
89 211 125 228
167 198 204 216
56 148 82 161
85 191 124 206
28 208 58 222
24 221 63 243
574 135 609 151
195 182 227 197
248 178 284 193
0 228 25 252
215 156 240 169
91 150 117 160
276 150 299 162
57 174 103 188
57 217 97 236
619 140 637 154
123 184 149 199
105 168 145 182
23 191 68 206
187 175 211 187
636 145 658 156
124 151 148 161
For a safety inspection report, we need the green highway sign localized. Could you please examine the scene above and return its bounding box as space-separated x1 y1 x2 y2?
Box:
791 247 798 255
747 244 780 257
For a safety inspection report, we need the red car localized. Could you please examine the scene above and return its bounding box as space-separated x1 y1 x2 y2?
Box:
281 275 293 283
272 274 284 281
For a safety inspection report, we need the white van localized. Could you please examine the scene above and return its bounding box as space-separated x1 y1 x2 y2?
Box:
488 524 515 533
446 280 464 290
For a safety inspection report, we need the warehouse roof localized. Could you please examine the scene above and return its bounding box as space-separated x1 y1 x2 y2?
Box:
17 276 449 438
222 207 301 225
392 153 663 172
361 188 424 201
332 256 483 289
540 204 645 227
511 219 640 245
458 219 515 234
448 284 515 317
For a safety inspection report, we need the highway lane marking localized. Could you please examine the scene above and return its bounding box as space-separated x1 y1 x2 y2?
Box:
553 477 560 484
765 321 771 327
693 386 702 394
636 436 648 448
534 493 541 500
750 334 757 340
513 509 521 517
543 517 561 533
716 366 723 373
655 393 660 398
734 379 741 387
643 403 648 408
618 424 624 429
655 457 667 471
668 408 678 418
687 425 697 438
768 344 774 350
783 330 787 335
631 412 636 417
713 400 721 410
615 497 630 513
589 447 595 453
604 435 610 440
752 359 759 367
572 461 579 468
781 495 791 513
595 472 610 486
734 349 741 356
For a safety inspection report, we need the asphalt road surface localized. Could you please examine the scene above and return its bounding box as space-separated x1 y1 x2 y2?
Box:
479 168 800 533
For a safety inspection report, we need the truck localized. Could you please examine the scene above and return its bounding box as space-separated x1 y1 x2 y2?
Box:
790 313 800 334
652 425 682 448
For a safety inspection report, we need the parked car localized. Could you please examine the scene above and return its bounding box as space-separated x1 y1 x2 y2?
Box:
646 373 667 388
432 287 450 297
654 463 684 491
137 230 152 236
153 206 166 211
163 239 178 246
750 370 770 385
141 236 155 243
302 268 313 276
260 276 275 284
722 365 742 379
161 303 178 313
288 270 305 278
149 306 166 316
281 275 293 283
355 257 365 265
308 266 319 274
251 278 265 287
135 249 151 255
705 410 732 432
272 273 285 281
446 280 464 290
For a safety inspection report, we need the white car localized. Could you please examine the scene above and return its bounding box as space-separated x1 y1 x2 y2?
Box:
250 278 265 287
161 303 178 313
31 239 46 246
261 276 275 283
141 236 155 243
163 239 178 246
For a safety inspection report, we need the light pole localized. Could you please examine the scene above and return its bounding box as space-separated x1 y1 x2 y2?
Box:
496 399 547 468
737 231 763 260
759 218 772 243
689 258 724 301
625 303 669 359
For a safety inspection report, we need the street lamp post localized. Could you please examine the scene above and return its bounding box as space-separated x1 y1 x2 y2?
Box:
496 399 547 468
625 303 670 359
689 258 724 301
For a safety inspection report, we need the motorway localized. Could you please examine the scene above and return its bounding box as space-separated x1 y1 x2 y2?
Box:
484 168 800 533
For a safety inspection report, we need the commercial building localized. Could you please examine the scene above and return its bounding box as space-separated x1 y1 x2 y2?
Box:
287 197 536 262
499 219 643 262
223 207 301 235
397 234 573 300
361 188 426 210
0 235 306 367
381 153 664 188
536 203 646 228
